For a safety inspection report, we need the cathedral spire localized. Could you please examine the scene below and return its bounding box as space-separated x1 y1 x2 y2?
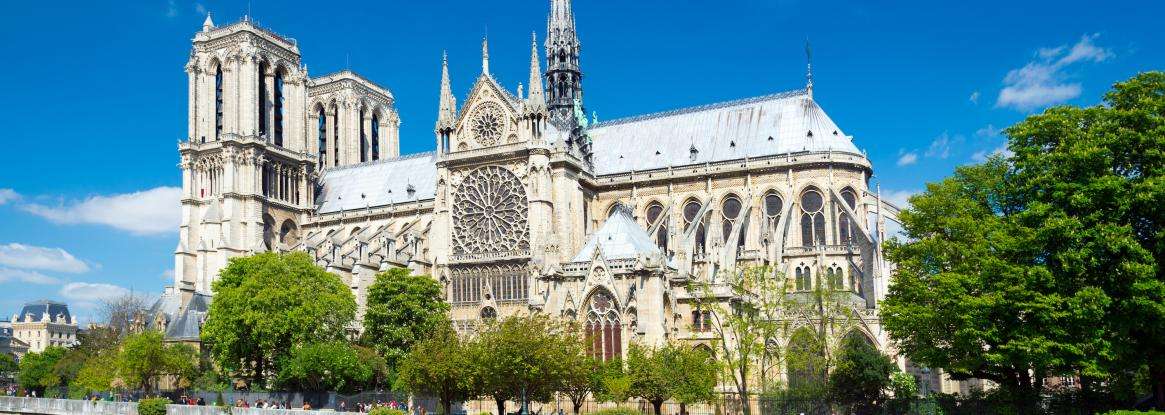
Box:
526 32 547 113
437 51 457 131
805 39 814 99
545 0 583 128
481 36 490 75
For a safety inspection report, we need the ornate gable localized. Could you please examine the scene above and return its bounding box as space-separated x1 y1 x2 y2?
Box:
454 76 522 151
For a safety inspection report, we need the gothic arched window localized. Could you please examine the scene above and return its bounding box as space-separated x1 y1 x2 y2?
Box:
645 202 667 251
795 266 812 291
317 108 327 165
721 195 745 248
585 291 622 361
331 104 340 166
800 189 826 247
273 70 284 147
258 62 267 138
683 199 706 255
838 188 858 245
214 66 224 140
359 108 368 163
371 113 380 161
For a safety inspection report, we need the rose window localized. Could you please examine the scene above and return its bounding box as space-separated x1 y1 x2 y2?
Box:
470 102 505 146
452 165 529 255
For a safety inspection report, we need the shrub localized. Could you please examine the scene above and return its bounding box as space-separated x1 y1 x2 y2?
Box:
138 397 170 415
1103 412 1165 415
369 407 407 415
589 408 642 415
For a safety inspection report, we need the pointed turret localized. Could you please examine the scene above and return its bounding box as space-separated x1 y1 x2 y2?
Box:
202 12 215 32
545 0 583 129
481 36 490 75
436 52 456 154
436 51 457 131
526 32 547 113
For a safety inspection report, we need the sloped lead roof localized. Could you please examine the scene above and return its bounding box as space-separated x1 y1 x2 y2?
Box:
317 152 438 214
571 207 662 262
18 300 70 323
588 89 860 176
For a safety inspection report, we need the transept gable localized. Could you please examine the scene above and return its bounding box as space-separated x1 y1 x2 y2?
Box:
453 75 522 151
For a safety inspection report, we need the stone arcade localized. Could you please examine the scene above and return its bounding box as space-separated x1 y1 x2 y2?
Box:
161 0 913 389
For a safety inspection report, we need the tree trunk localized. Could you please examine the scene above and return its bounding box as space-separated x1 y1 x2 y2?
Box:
572 397 583 415
679 403 688 415
1151 363 1165 410
652 399 663 415
496 397 507 415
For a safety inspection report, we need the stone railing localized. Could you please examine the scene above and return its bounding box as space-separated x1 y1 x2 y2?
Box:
0 396 327 415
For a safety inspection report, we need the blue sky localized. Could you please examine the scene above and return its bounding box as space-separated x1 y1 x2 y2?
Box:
0 0 1161 321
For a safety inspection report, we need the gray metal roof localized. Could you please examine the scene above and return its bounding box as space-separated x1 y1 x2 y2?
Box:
316 152 438 214
17 300 71 323
148 291 211 342
587 89 860 176
571 207 662 262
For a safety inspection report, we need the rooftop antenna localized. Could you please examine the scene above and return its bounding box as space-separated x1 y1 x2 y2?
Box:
805 38 814 99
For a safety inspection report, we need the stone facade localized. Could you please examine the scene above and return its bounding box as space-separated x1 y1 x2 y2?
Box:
166 0 907 388
9 301 77 354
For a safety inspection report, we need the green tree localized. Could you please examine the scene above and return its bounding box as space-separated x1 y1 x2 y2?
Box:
558 329 605 415
201 252 356 389
692 265 790 415
626 343 672 415
276 341 373 393
0 354 17 379
828 335 897 415
665 345 718 415
72 350 118 396
468 314 571 415
396 320 475 415
361 267 450 368
595 359 631 405
881 159 1107 407
1005 71 1165 407
116 330 197 395
17 346 66 395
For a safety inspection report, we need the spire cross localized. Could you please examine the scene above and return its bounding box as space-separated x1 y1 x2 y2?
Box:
805 38 814 99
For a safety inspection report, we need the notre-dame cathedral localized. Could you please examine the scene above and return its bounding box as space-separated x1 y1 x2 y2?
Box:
157 0 917 388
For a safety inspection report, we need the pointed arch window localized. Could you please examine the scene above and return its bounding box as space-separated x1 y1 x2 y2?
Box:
332 104 340 166
585 291 622 361
214 66 224 140
683 199 706 255
359 108 368 163
317 108 327 166
645 202 667 251
371 113 380 161
800 189 826 247
795 266 812 291
273 70 284 146
721 195 745 248
258 62 267 138
838 188 858 245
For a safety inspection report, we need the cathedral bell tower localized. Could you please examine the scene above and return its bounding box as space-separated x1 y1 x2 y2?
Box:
544 0 583 130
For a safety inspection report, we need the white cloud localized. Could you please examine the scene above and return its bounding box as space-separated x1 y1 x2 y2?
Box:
161 268 175 281
883 189 918 209
972 145 1014 162
166 0 178 17
969 91 980 104
0 189 18 205
59 282 132 309
21 187 181 236
0 268 60 285
194 2 207 15
976 124 1002 138
0 243 90 273
925 132 962 159
997 33 1112 111
896 151 919 167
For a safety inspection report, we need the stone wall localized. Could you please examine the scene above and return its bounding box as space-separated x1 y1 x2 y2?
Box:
0 396 325 415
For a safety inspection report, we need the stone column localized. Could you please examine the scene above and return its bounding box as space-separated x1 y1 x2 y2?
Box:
264 70 275 143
